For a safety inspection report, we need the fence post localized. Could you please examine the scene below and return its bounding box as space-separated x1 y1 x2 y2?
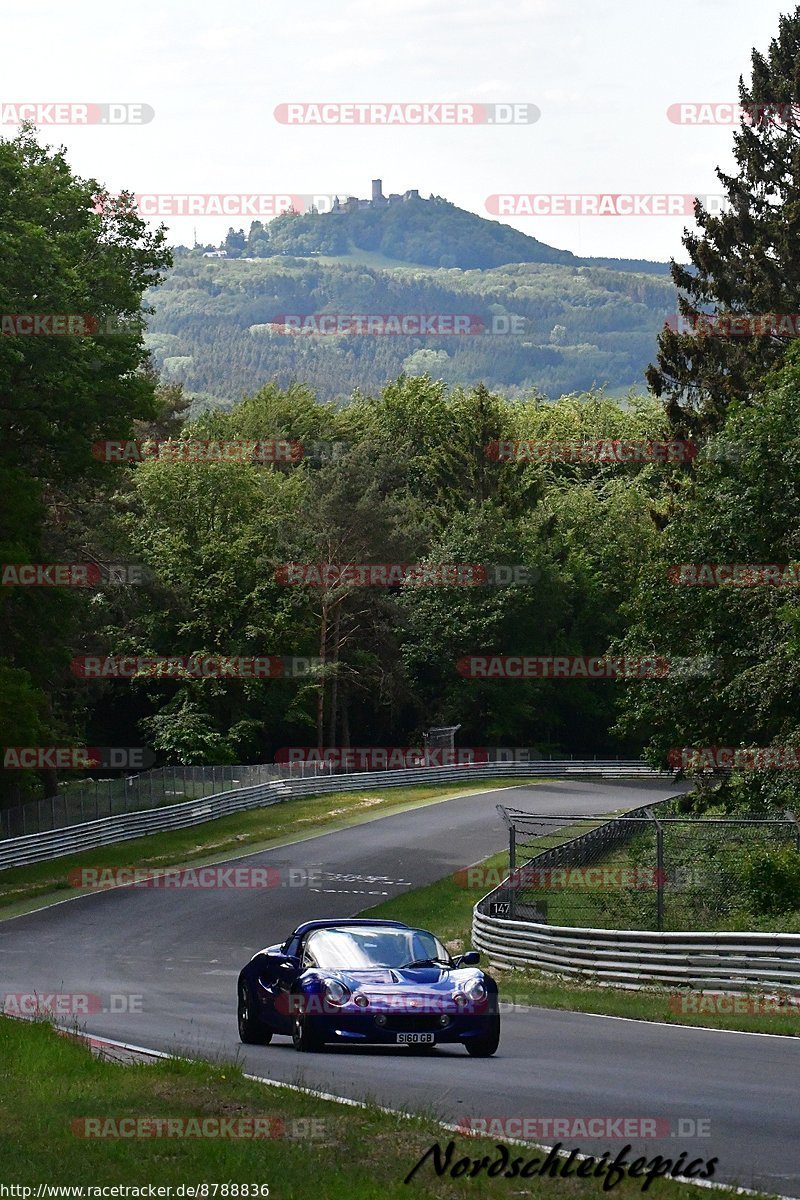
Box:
786 810 800 853
646 808 664 932
509 825 516 919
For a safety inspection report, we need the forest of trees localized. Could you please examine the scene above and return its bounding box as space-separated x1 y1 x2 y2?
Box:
214 195 673 276
146 256 674 407
222 196 577 269
5 5 800 817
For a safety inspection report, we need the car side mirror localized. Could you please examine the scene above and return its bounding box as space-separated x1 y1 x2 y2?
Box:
275 955 300 982
455 950 480 967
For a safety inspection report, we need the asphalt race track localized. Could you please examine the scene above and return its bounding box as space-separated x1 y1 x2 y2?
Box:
1 779 797 1195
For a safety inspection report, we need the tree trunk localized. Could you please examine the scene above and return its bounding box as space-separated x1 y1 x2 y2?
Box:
316 597 328 747
341 677 350 748
327 607 341 746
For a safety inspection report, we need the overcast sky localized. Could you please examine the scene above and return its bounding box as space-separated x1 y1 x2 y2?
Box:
2 0 794 261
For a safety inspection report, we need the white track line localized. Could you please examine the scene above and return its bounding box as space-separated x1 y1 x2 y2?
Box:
517 1005 800 1042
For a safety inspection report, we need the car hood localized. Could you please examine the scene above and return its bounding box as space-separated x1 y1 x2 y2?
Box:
317 966 481 993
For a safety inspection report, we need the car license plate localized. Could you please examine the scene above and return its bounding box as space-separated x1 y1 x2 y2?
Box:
396 1032 435 1044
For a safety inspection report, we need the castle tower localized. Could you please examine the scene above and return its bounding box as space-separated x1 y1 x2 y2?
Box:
371 178 384 204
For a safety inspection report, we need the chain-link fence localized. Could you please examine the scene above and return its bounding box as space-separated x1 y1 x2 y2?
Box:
0 752 642 842
0 760 345 840
492 800 800 932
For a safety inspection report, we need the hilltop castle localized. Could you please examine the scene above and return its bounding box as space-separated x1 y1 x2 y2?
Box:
331 179 420 213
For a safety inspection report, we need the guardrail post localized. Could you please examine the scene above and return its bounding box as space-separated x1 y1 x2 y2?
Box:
656 824 664 931
645 807 665 931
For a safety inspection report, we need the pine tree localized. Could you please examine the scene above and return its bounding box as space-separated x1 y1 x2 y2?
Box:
648 7 800 438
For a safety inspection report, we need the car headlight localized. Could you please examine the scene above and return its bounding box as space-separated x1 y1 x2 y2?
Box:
462 978 487 1003
323 979 350 1006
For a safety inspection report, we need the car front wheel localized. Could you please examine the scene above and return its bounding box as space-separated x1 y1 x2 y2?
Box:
292 1013 325 1052
464 1016 500 1057
237 982 273 1045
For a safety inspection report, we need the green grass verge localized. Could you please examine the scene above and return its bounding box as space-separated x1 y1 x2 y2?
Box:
0 1017 743 1197
0 778 534 920
360 846 800 1037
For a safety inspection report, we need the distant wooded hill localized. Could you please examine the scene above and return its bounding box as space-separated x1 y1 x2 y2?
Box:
213 194 673 276
147 251 676 409
150 195 676 408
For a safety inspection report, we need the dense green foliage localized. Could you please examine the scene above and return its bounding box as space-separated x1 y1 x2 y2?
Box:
75 381 669 769
260 195 576 268
217 195 673 273
615 344 800 810
147 256 674 406
0 128 171 802
649 8 800 437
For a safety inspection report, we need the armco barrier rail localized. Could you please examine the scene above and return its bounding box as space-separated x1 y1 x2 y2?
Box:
472 910 800 996
473 796 800 995
0 760 665 871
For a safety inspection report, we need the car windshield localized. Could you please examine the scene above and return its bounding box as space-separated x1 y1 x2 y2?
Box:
304 926 452 971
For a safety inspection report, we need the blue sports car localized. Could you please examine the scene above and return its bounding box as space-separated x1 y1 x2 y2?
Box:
237 918 500 1055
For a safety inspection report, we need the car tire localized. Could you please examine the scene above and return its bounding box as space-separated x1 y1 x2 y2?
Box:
292 1013 325 1052
464 1016 500 1057
237 982 273 1045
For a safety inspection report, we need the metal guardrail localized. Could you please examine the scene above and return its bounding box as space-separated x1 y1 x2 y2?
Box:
473 796 800 994
0 760 665 871
472 910 800 996
0 762 327 840
0 757 664 841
